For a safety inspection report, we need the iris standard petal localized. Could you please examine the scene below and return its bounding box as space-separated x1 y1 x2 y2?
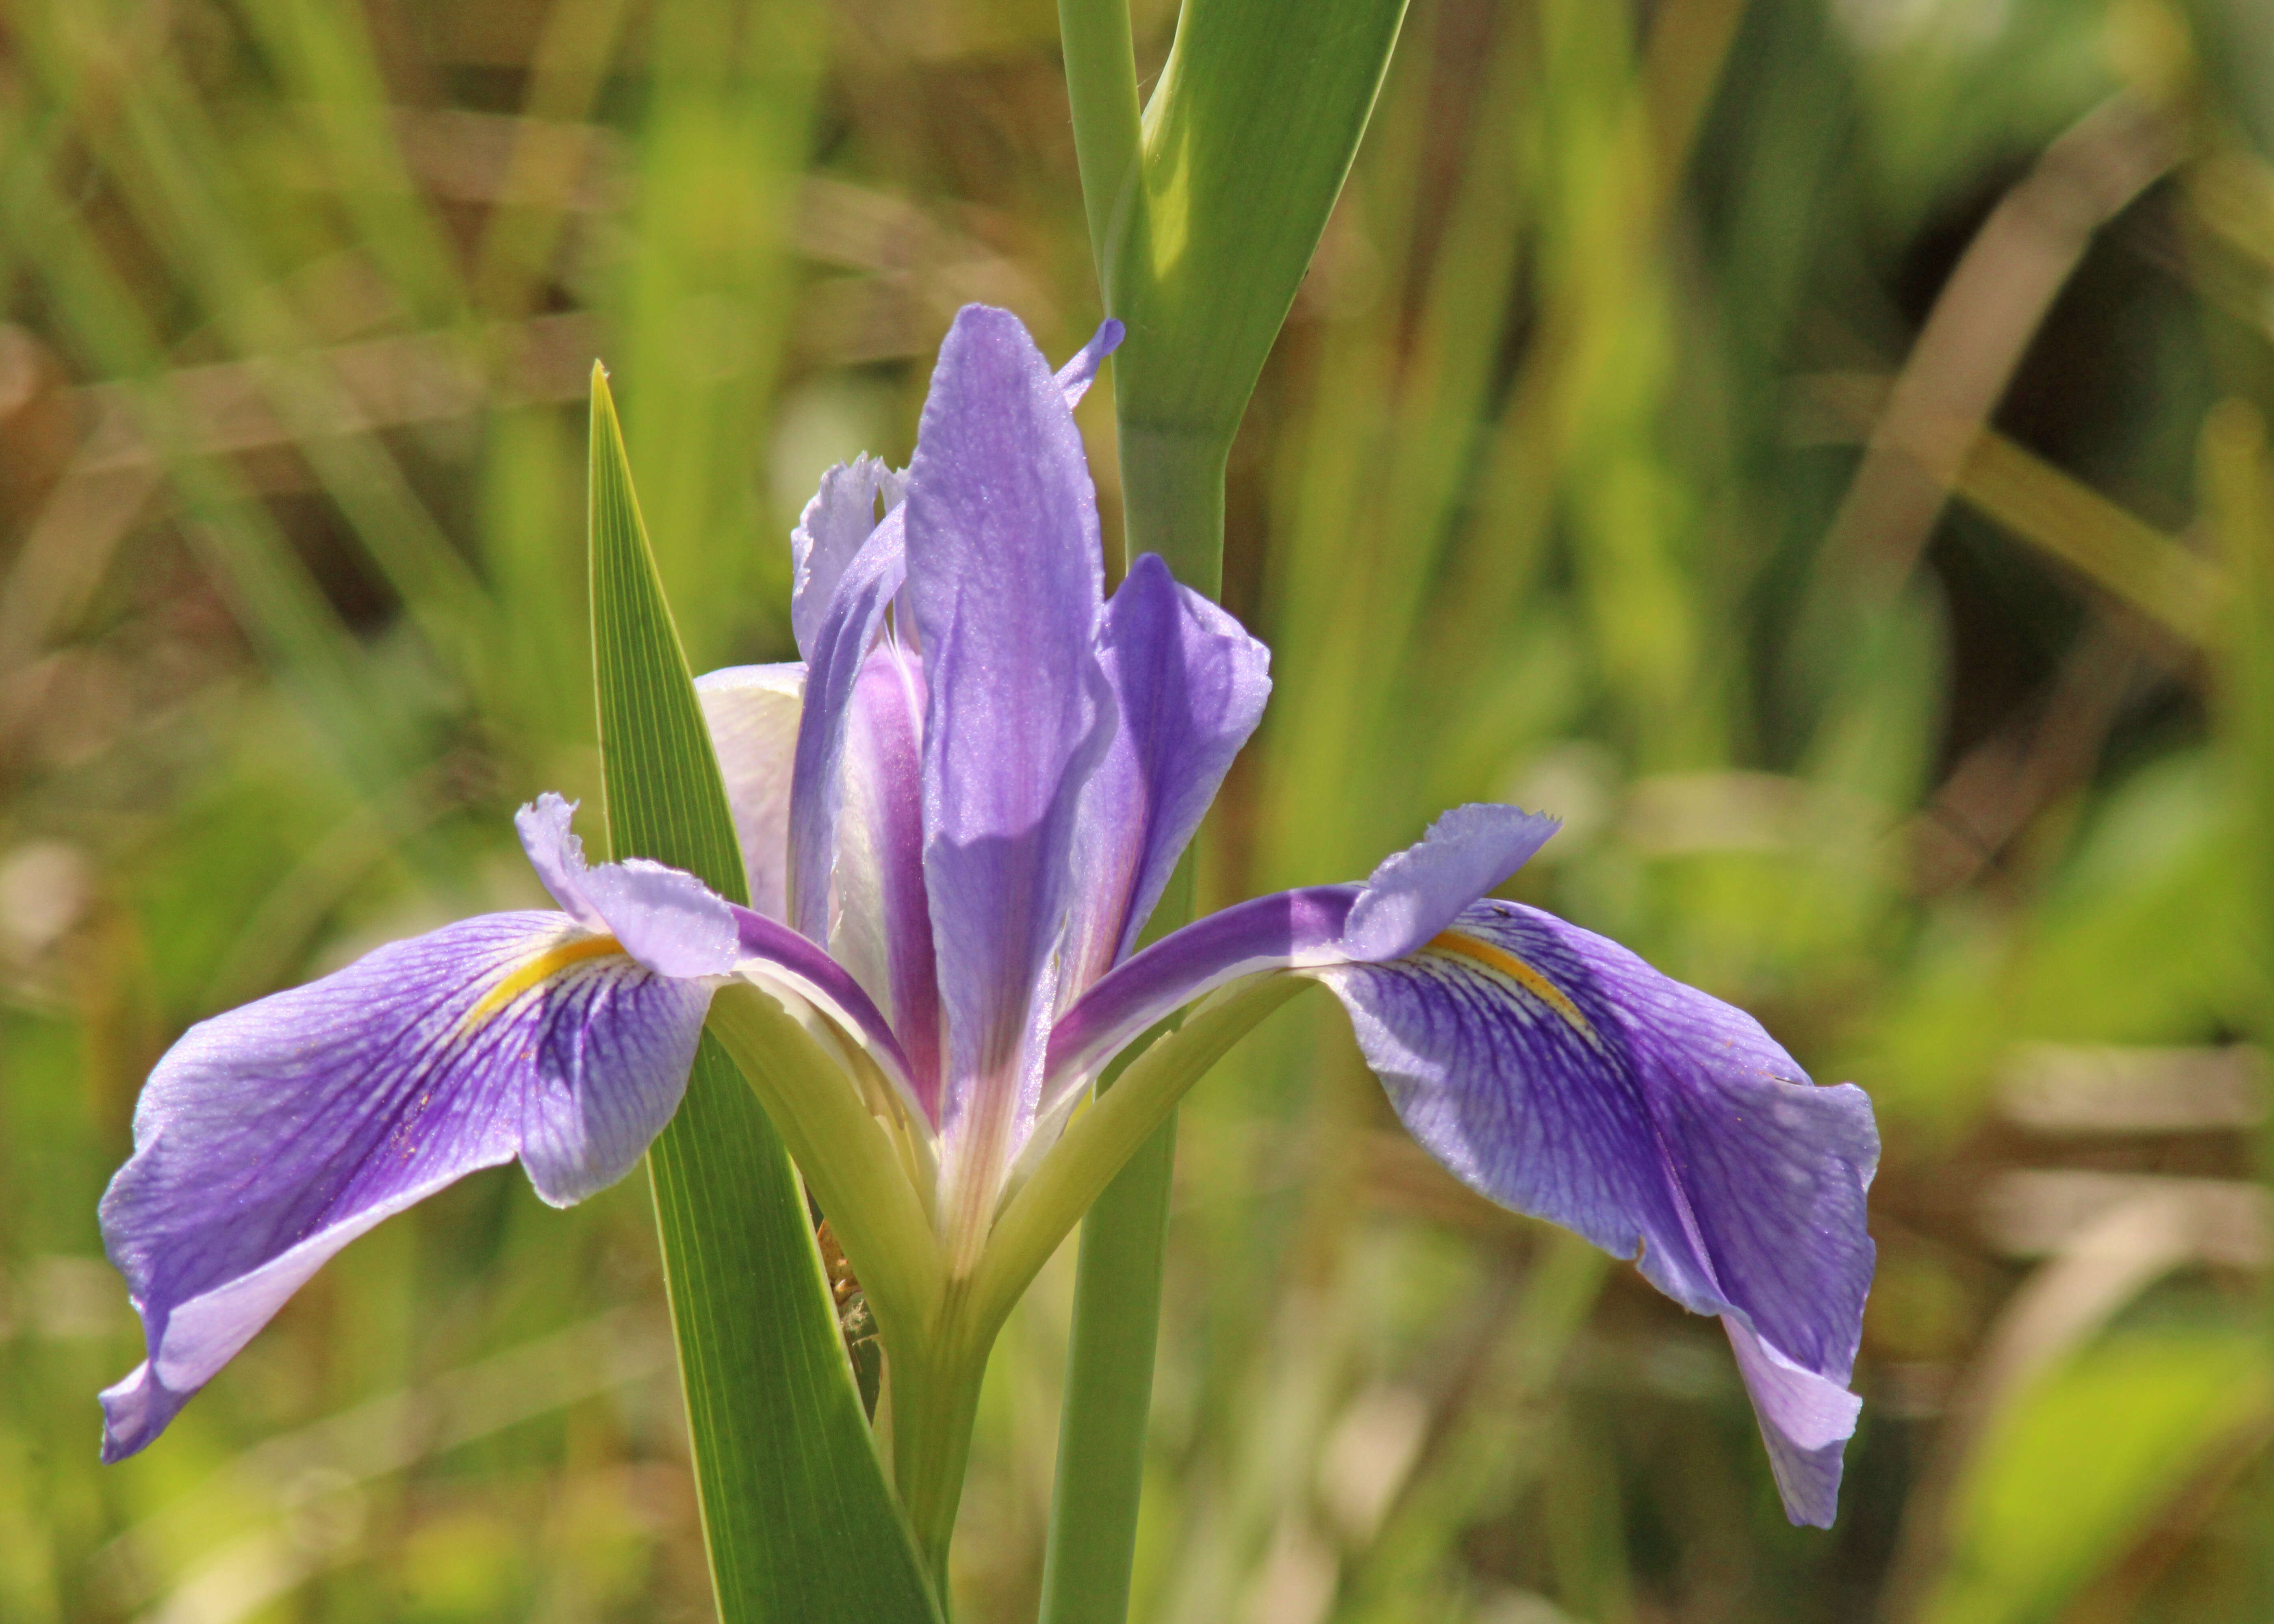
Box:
1313 898 1877 1526
98 912 714 1461
837 637 942 1112
790 453 899 663
694 662 806 921
905 306 1114 1257
786 511 907 941
1061 553 1272 1002
1340 802 1562 961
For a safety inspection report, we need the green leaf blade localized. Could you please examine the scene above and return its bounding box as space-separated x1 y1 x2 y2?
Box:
587 366 940 1624
1107 0 1409 582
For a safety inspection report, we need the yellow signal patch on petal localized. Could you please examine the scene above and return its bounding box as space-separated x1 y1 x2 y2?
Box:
1425 928 1599 1046
462 933 626 1031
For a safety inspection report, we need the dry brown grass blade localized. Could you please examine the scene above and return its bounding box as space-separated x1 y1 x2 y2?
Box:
1808 95 2181 613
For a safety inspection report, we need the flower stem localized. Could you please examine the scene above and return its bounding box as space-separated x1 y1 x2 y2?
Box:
891 1291 993 1595
1037 1120 1174 1621
1048 5 1187 1617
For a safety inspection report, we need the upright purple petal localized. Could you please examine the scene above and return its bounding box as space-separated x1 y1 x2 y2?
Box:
1061 553 1272 1004
905 306 1113 1260
785 512 907 941
791 454 899 663
1053 319 1124 408
1341 803 1562 962
98 913 713 1461
835 636 942 1114
695 662 806 921
1314 899 1877 1526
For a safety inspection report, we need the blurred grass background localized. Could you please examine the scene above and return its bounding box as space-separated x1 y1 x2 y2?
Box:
1 0 2271 1619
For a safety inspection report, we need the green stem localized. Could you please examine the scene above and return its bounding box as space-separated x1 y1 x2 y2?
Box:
892 1311 991 1595
1048 9 1204 1618
1037 1120 1175 1622
1117 421 1227 594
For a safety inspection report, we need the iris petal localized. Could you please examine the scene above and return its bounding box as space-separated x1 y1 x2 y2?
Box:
695 662 807 921
1340 802 1561 961
514 794 738 978
838 638 943 1112
97 913 713 1461
905 305 1114 1258
1041 805 1875 1526
1315 900 1876 1527
1061 553 1272 1002
790 453 900 663
1052 318 1124 407
786 512 907 942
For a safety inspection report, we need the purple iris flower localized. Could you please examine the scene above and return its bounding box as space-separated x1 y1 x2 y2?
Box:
97 306 1875 1528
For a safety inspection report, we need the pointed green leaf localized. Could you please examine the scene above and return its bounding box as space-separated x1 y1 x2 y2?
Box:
588 366 940 1624
1105 0 1411 585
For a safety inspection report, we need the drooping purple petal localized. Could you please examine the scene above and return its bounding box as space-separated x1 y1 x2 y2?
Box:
1339 803 1561 961
1037 799 1874 1524
98 913 712 1461
695 663 806 921
514 795 738 978
785 511 907 941
1053 319 1124 408
1313 899 1877 1527
835 637 942 1114
790 454 899 663
904 306 1114 1258
1060 553 1272 1004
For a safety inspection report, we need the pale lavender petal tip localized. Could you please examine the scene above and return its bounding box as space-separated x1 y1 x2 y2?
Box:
516 793 607 932
100 1363 182 1464
1341 803 1561 962
791 454 897 663
1054 317 1126 408
98 911 714 1461
515 795 738 979
1724 1317 1863 1528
